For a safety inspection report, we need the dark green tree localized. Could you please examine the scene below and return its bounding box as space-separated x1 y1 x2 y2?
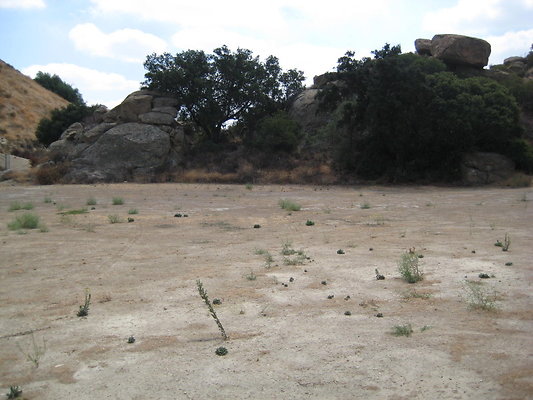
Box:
321 45 523 181
36 104 95 146
34 72 85 106
143 46 305 143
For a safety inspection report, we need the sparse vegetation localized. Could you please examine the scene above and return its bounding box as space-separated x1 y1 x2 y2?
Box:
196 280 228 340
392 324 413 337
86 197 97 206
60 208 88 215
463 281 497 311
398 249 423 283
44 197 52 204
306 220 315 226
215 346 228 356
279 199 301 211
360 202 371 209
7 213 41 231
77 289 91 317
108 215 123 224
16 333 46 368
112 197 124 205
128 208 139 215
246 270 257 281
8 201 33 211
6 386 22 399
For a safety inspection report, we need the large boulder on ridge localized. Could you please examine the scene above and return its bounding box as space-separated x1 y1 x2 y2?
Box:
461 152 515 185
430 34 491 68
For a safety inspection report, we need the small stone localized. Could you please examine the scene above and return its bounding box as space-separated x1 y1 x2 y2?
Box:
321 280 327 285
344 296 351 301
174 213 182 218
344 311 352 316
253 224 261 228
327 295 334 299
127 336 135 343
337 249 345 255
376 313 383 318
505 262 513 266
479 273 490 279
369 248 373 251
289 277 294 282
127 217 134 223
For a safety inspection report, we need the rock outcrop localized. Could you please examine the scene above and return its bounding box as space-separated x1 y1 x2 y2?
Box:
48 90 187 182
415 34 491 69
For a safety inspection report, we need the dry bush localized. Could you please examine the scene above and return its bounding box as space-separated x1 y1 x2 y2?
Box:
34 163 69 185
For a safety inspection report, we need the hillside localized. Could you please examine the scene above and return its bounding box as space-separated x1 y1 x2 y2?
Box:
0 59 69 152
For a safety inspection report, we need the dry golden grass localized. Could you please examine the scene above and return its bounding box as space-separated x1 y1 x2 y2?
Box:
0 60 69 149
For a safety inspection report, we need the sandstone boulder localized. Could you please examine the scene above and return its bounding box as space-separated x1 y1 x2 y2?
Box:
431 34 491 68
289 88 330 137
414 39 432 56
461 152 514 185
103 91 153 123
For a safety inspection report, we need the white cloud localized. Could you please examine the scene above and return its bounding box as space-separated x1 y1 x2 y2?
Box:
486 29 533 64
422 0 504 35
0 0 45 8
22 63 139 108
69 23 168 63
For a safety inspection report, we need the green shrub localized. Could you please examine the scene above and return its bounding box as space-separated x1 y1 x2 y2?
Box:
128 208 138 215
398 250 423 283
279 199 301 211
112 197 124 205
392 324 413 337
8 213 40 230
36 104 95 146
249 111 302 153
86 197 97 206
108 215 122 224
463 281 497 310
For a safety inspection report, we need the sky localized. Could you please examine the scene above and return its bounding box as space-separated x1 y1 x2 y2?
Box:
1 0 532 108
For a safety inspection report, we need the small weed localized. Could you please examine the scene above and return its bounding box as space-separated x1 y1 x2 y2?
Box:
128 208 138 215
246 270 257 281
254 248 267 255
39 223 49 233
306 220 315 226
86 197 97 206
197 280 228 340
8 213 40 230
245 183 253 190
398 249 423 283
420 325 432 332
17 333 46 368
127 336 136 344
344 311 352 316
360 202 371 209
402 289 431 299
281 240 296 256
502 233 510 251
108 214 123 224
44 197 52 204
463 281 497 311
60 208 88 215
112 197 124 205
505 262 513 266
215 346 228 356
337 249 345 254
279 199 301 211
392 324 413 337
6 386 22 399
253 224 261 228
77 289 91 317
9 201 33 211
375 269 385 280
212 298 222 305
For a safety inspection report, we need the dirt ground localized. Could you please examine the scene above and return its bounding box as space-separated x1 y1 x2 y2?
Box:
0 183 532 400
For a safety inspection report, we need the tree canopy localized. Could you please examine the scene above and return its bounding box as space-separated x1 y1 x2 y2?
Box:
34 71 85 106
320 45 524 181
143 46 305 143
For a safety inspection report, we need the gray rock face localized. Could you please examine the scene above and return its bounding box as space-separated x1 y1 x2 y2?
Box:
289 88 330 137
431 34 491 68
504 56 526 65
47 90 189 182
414 39 432 56
461 152 514 185
138 111 175 125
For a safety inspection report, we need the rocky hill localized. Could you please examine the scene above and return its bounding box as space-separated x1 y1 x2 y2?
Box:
0 60 69 152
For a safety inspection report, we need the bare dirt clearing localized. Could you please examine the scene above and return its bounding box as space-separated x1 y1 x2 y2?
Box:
0 183 532 399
